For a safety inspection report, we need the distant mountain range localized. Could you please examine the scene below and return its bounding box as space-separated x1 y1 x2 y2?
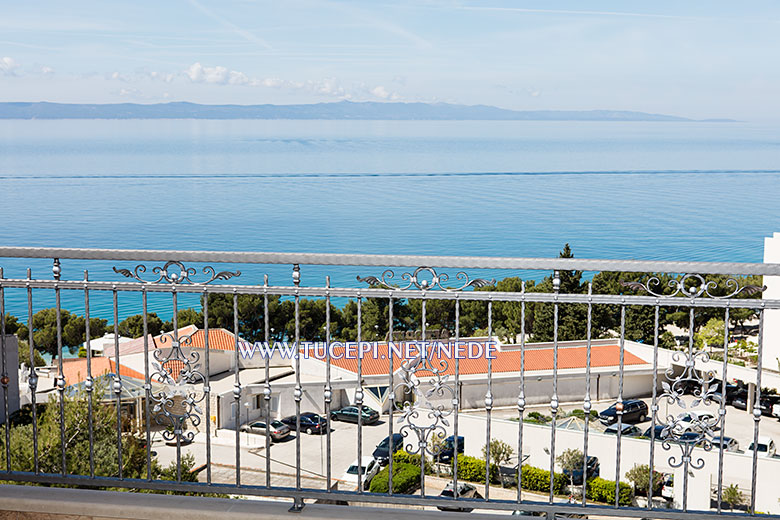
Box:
0 101 733 121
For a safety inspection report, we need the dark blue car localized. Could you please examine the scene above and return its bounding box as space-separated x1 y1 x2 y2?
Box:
435 435 464 463
372 433 404 465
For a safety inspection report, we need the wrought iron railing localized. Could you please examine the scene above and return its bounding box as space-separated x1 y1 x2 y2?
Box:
0 246 779 518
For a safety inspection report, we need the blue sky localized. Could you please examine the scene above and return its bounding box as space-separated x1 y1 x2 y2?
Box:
1 1 779 120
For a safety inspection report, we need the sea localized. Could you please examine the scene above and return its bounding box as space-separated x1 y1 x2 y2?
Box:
1 118 779 326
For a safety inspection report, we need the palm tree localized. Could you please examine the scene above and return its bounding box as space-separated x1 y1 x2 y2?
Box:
723 483 744 511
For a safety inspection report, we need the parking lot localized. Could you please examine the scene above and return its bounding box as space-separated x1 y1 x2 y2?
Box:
491 395 780 456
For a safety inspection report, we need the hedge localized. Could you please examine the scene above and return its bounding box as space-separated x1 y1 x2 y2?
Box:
520 464 568 495
393 450 433 473
585 477 633 506
452 454 500 484
369 462 420 494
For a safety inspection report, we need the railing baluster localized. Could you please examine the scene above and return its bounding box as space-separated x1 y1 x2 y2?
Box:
485 299 493 501
26 269 39 474
324 276 332 491
582 282 593 506
113 287 123 479
203 288 212 485
716 307 729 513
419 296 425 497
142 288 151 481
0 268 9 473
517 281 526 505
171 289 180 482
550 277 559 505
55 262 66 476
648 302 659 508
614 303 626 508
387 293 394 496
682 307 695 511
749 307 765 515
356 294 364 493
453 296 460 501
83 271 94 478
233 291 241 487
294 282 302 493
263 274 272 488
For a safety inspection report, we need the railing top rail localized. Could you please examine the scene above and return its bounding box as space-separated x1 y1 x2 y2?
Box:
0 246 779 275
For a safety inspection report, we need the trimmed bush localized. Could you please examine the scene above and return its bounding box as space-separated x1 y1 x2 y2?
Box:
520 464 567 495
526 411 551 424
585 477 633 506
369 462 420 494
452 454 500 484
392 449 433 473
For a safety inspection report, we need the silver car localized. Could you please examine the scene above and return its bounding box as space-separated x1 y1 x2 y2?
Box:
240 419 291 441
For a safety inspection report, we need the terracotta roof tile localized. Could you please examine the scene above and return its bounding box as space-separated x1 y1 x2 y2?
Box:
61 357 145 386
326 343 647 377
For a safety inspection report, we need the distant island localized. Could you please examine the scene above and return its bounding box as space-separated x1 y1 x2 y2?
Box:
0 101 733 122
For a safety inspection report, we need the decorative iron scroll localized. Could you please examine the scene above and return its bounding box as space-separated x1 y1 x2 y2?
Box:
113 261 240 285
357 266 495 291
620 274 766 491
393 344 455 459
620 274 765 299
149 331 205 443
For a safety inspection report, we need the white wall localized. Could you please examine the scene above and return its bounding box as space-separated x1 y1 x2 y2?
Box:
455 413 780 514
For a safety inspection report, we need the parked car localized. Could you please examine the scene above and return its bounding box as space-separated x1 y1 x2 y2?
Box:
710 379 740 405
661 473 674 499
773 403 780 419
280 412 327 435
562 456 600 485
372 433 404 465
747 436 777 458
437 481 480 512
673 412 717 434
239 419 291 441
330 405 380 425
732 391 748 410
642 424 669 440
732 393 776 416
710 436 740 452
604 423 642 437
435 435 465 464
340 456 381 490
598 399 648 425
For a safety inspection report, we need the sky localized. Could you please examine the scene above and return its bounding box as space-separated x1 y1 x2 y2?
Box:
1 0 780 120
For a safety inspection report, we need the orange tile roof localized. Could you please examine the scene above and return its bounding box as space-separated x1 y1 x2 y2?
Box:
326 344 648 377
61 357 145 386
117 326 239 355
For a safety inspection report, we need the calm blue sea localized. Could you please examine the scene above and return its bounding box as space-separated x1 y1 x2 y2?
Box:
0 119 779 324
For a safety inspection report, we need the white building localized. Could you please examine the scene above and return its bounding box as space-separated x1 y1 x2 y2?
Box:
764 232 780 374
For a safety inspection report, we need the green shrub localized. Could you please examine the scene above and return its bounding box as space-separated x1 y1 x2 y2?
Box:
624 464 663 497
585 477 633 506
526 411 551 424
520 464 567 495
369 462 420 494
452 454 499 484
393 449 433 473
568 409 598 420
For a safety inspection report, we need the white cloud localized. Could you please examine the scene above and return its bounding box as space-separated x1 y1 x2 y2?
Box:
184 62 401 101
0 56 20 76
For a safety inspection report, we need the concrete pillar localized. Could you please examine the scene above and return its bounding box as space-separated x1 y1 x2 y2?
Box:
0 335 20 423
